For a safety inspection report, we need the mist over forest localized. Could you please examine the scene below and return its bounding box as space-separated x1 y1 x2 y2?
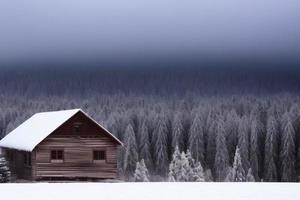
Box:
0 67 300 182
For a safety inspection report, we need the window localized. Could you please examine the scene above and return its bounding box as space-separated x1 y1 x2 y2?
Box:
93 150 106 161
23 152 31 167
73 122 82 134
51 150 64 162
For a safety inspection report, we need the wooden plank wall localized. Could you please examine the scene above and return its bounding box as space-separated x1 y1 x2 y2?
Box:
33 112 120 180
4 149 32 180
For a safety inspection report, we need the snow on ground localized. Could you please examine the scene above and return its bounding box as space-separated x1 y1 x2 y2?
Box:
0 182 299 200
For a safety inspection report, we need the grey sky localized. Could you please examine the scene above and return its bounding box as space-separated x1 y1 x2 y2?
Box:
1 0 300 65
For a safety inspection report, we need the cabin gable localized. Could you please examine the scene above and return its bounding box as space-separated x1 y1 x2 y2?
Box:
1 109 121 181
32 111 119 180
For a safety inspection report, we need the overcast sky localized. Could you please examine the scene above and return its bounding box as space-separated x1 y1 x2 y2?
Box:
1 0 300 67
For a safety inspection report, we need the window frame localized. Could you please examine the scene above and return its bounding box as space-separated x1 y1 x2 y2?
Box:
73 122 82 135
93 150 106 163
50 149 64 163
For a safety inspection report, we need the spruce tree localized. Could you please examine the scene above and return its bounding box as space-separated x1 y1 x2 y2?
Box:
139 121 152 170
264 115 278 182
168 147 203 182
188 114 205 166
238 117 250 172
168 146 182 181
0 155 10 183
280 112 296 182
123 124 138 176
134 159 150 182
297 148 300 181
225 110 239 163
249 119 260 181
190 161 205 182
206 111 217 172
246 168 255 182
172 113 184 151
155 116 169 175
214 116 229 181
225 147 246 182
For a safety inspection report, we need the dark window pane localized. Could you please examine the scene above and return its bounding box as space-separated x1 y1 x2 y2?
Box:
51 150 63 160
57 151 63 160
73 123 82 134
51 150 57 159
93 150 105 160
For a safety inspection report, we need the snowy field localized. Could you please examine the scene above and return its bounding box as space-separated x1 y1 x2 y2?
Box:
0 183 299 200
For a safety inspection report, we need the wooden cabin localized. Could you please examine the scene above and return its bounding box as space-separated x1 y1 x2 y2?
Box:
0 109 122 181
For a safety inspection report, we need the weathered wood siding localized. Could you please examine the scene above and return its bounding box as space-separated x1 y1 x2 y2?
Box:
4 149 33 180
33 112 120 179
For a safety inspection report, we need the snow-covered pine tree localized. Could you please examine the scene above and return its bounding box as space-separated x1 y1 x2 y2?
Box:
168 146 182 181
134 159 150 182
214 116 229 181
186 149 195 168
280 112 296 182
264 114 278 182
188 113 205 166
289 103 300 129
297 148 300 181
177 152 191 181
238 116 250 172
168 146 196 182
123 124 138 176
190 161 205 182
172 113 184 151
138 120 152 170
246 168 255 182
225 110 239 163
155 116 169 175
225 147 246 182
249 118 261 181
0 155 10 183
206 111 217 172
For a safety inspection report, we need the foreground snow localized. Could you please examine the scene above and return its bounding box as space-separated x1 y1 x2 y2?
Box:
0 182 299 200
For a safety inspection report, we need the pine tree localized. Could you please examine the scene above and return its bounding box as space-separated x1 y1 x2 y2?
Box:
134 159 150 182
123 124 138 176
168 146 183 181
246 168 255 182
206 111 217 172
0 155 10 183
172 113 184 151
225 147 246 182
280 112 296 182
139 121 152 170
190 161 205 182
238 117 250 172
185 149 205 181
225 110 239 163
188 114 205 166
155 116 169 175
249 118 260 181
297 148 300 181
214 116 229 181
264 115 278 182
168 147 202 182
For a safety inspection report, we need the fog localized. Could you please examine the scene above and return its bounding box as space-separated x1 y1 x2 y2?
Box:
1 0 300 67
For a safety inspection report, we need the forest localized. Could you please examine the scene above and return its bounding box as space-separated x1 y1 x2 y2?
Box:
0 67 299 182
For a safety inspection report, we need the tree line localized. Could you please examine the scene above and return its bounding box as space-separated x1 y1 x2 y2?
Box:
0 68 300 182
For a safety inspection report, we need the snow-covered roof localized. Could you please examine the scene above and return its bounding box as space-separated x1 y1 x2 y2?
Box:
0 109 122 152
